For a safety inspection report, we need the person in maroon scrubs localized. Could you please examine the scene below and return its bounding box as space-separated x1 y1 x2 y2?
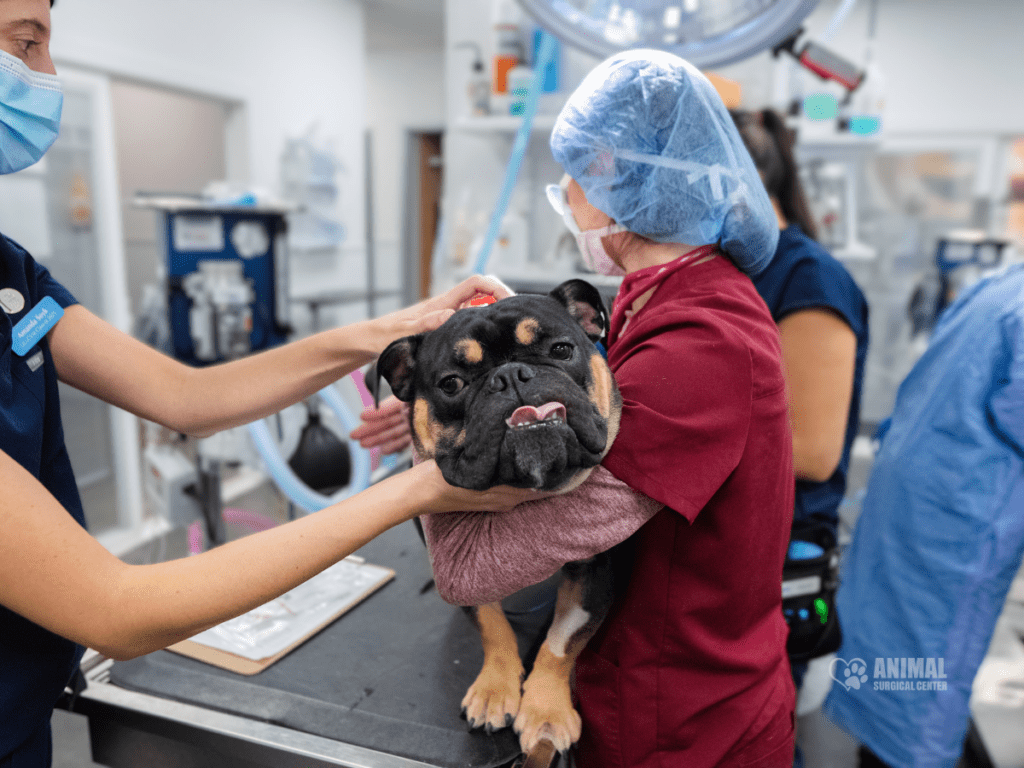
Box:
358 50 796 767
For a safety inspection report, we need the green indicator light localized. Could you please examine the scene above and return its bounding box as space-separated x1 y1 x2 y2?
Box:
814 598 828 625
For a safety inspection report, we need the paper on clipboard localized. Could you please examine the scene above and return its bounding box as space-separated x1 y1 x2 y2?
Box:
169 557 393 674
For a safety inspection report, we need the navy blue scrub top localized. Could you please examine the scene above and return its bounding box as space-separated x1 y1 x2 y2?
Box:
0 231 86 762
752 225 869 545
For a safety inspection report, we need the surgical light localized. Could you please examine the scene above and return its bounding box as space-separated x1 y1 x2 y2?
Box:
516 0 821 68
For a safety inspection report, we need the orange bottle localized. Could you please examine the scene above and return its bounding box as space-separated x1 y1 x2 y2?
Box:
492 23 519 94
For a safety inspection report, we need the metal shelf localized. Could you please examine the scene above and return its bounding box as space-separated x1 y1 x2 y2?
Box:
451 114 559 134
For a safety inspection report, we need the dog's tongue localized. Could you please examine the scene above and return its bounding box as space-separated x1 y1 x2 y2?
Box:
507 402 566 427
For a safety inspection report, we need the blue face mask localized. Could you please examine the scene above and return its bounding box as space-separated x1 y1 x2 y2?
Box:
0 48 62 175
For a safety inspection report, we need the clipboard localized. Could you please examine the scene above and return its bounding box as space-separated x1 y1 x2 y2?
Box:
168 558 395 676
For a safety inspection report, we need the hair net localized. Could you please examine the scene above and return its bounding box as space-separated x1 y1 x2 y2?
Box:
550 49 778 276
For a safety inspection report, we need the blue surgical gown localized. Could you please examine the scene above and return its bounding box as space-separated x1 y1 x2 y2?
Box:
824 265 1024 767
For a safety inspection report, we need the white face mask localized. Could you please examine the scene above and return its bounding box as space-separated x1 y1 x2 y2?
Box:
546 175 628 277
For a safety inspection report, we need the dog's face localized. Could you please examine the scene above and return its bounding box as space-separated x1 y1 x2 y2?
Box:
376 280 621 491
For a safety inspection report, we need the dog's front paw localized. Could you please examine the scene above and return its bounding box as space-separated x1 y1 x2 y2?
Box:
514 670 582 754
462 657 524 733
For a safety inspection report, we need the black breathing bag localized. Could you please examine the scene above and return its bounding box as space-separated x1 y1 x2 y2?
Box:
288 401 352 494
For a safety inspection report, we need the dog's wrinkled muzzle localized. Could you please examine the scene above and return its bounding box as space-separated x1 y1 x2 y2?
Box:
440 387 609 491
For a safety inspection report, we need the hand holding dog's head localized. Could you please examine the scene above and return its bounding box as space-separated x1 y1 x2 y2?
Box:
375 280 620 491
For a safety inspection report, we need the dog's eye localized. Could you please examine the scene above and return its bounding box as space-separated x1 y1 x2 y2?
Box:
550 343 574 361
438 375 465 396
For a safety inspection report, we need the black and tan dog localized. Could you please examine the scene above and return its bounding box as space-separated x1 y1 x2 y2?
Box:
375 279 621 755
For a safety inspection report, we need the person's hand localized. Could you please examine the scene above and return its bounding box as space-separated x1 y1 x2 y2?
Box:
368 275 514 354
350 395 413 455
409 460 554 515
406 274 514 335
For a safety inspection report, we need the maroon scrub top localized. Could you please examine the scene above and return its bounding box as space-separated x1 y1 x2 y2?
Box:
578 249 796 767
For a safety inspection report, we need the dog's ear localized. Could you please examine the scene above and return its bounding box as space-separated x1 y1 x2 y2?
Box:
375 335 423 404
549 279 609 345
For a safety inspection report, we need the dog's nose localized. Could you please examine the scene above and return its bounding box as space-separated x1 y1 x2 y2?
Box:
488 362 535 393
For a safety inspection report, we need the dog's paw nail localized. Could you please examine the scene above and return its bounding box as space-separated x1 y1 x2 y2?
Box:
485 723 494 734
505 713 514 728
459 707 467 721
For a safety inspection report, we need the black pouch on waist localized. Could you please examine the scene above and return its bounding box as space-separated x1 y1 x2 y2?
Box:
783 534 843 663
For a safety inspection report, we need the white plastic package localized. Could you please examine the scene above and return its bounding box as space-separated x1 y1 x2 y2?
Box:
188 558 393 662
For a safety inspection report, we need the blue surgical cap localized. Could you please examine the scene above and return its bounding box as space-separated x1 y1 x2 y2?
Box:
550 49 779 276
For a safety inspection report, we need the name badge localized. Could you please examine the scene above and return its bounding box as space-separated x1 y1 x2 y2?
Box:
12 296 64 357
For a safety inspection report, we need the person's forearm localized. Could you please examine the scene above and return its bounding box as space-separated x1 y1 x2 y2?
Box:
2 451 535 662
175 275 511 435
50 276 510 438
48 307 389 438
104 464 427 658
103 462 537 658
423 467 663 606
175 320 386 436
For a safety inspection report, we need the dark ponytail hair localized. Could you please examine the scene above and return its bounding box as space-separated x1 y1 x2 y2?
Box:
731 108 819 242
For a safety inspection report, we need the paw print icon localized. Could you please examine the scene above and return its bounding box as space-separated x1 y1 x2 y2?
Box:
844 661 869 689
829 657 870 691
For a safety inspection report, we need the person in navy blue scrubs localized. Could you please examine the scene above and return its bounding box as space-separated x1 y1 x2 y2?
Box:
0 4 535 766
732 108 869 768
732 109 869 549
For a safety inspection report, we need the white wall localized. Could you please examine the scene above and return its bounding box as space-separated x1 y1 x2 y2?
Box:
366 47 445 310
826 0 1024 136
112 81 230 317
717 0 1024 137
49 0 367 306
